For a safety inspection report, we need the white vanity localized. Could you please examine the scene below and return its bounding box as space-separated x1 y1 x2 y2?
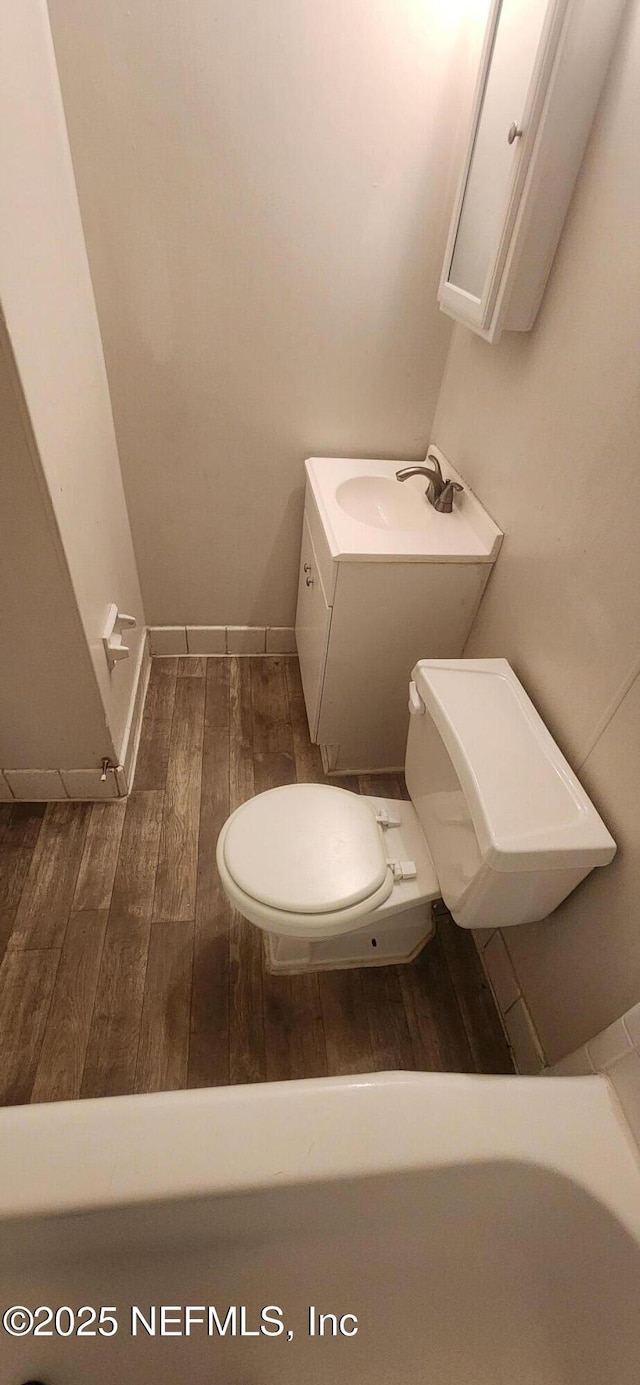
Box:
295 448 503 774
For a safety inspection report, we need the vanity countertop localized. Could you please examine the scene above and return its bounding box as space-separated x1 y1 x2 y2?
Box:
305 449 503 563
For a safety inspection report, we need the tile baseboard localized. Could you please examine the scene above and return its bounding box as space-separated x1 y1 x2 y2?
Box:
148 626 188 655
3 769 68 801
1 766 124 802
149 625 297 656
186 626 226 655
1 626 298 802
119 629 151 793
0 629 151 801
474 927 546 1074
265 627 297 655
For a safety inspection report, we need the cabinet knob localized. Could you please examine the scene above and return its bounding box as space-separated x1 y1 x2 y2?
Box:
507 121 523 145
305 574 314 587
303 562 311 573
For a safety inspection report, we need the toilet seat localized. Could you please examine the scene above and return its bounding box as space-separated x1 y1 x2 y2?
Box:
216 783 397 938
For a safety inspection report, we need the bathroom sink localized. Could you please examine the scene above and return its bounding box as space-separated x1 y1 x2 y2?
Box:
305 451 503 563
335 476 427 532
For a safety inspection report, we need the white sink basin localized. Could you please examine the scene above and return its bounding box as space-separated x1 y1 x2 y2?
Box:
305 451 503 563
335 476 428 532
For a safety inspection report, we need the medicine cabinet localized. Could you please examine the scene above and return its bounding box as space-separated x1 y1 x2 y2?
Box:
438 0 624 343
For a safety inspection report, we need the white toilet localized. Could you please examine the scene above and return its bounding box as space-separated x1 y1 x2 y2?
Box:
216 659 616 974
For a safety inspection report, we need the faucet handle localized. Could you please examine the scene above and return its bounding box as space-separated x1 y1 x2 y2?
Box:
435 479 464 513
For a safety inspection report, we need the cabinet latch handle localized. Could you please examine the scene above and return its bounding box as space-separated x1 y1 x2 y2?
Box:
507 121 523 145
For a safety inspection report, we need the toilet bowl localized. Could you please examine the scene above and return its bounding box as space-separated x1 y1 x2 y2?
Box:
216 659 616 975
216 782 440 971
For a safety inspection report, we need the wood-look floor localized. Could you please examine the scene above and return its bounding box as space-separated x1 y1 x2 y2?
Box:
0 657 512 1105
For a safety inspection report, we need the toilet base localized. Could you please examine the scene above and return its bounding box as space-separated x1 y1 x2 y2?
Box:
265 903 435 975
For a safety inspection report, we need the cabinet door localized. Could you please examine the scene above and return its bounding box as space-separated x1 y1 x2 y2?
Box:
295 515 332 741
438 0 625 342
440 0 551 331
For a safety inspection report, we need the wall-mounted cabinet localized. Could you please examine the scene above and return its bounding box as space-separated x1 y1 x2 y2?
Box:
438 0 625 343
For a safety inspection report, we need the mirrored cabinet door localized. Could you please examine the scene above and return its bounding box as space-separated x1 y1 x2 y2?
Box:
438 0 625 343
448 0 548 305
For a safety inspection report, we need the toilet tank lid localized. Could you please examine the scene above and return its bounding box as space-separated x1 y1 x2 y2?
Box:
412 659 616 873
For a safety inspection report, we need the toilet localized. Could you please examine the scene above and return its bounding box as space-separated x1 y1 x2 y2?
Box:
216 659 616 974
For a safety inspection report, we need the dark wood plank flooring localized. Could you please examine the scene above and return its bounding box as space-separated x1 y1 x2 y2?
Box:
0 657 512 1105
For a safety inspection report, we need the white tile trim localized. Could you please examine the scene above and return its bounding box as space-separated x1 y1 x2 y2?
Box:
3 769 68 800
605 1050 640 1148
266 627 297 654
474 926 546 1073
227 626 266 655
60 769 120 800
623 1003 640 1048
587 1018 633 1072
0 765 131 801
119 629 151 793
148 626 188 655
186 626 226 655
547 998 640 1151
483 931 521 1013
149 626 297 656
503 997 545 1075
547 1047 595 1077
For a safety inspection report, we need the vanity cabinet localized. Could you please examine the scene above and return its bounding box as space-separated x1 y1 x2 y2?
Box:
295 512 332 736
438 0 624 343
295 455 502 775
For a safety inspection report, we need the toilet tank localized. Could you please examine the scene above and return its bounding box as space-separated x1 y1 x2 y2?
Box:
405 660 616 929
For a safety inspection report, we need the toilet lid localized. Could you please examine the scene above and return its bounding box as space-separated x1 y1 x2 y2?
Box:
222 783 389 914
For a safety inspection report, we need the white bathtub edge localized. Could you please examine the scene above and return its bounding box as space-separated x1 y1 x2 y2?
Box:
2 1071 640 1236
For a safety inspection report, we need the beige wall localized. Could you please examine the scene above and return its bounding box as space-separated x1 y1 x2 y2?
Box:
0 326 114 771
433 0 640 1061
46 0 485 626
0 0 145 761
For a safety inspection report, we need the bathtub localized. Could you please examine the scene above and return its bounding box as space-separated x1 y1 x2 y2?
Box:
1 1072 639 1383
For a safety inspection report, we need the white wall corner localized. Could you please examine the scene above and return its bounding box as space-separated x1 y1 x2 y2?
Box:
547 999 640 1150
46 2 470 634
606 1050 640 1148
0 3 146 766
472 927 495 952
547 1046 595 1077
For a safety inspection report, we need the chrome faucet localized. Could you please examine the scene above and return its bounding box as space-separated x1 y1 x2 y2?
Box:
396 453 463 513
